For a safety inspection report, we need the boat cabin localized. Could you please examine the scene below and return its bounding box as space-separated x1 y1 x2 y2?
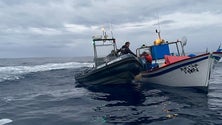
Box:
92 35 118 67
136 32 188 70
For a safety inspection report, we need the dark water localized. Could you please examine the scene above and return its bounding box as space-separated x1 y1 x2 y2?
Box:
0 57 222 125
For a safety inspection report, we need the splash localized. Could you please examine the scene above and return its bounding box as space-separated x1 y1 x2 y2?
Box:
0 62 93 82
0 119 12 125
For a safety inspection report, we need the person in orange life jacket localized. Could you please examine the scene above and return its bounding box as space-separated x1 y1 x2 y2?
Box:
120 41 137 56
141 51 152 63
140 51 152 70
145 53 152 63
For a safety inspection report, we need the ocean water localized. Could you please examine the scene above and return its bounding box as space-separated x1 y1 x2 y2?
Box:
0 57 222 125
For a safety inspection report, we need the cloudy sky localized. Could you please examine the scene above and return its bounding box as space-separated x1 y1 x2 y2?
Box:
0 0 222 58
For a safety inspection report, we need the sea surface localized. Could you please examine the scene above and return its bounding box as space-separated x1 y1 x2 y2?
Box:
0 57 222 125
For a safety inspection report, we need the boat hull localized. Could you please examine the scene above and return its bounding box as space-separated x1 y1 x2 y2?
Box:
140 53 213 89
75 54 142 86
212 51 222 62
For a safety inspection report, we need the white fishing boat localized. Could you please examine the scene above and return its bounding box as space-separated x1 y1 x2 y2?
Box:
135 30 221 92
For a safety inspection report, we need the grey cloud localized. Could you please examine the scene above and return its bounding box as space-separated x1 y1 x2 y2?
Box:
154 20 175 25
0 0 222 57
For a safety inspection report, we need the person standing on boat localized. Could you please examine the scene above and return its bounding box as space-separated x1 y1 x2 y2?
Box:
119 41 137 56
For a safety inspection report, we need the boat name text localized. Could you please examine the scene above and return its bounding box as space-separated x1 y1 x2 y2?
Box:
180 64 199 74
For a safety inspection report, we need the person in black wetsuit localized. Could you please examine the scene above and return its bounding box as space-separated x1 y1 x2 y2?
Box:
120 41 137 56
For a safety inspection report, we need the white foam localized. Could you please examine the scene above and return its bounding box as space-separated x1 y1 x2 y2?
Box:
0 119 12 125
0 62 93 82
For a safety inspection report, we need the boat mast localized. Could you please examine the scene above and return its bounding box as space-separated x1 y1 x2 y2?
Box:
180 42 186 56
156 29 161 40
156 13 161 40
93 39 97 62
109 23 117 51
180 36 187 56
109 23 114 39
175 42 181 56
102 26 108 39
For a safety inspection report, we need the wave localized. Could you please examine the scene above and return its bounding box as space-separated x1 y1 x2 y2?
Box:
0 62 93 82
0 119 12 125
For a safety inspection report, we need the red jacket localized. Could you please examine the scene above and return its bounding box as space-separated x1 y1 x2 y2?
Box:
145 55 152 63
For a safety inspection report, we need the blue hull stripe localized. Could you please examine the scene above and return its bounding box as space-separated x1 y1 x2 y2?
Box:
143 56 208 77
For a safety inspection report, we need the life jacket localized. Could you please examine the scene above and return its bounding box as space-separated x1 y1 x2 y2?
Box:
145 55 152 63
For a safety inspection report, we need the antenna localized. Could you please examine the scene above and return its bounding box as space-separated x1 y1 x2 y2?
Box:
156 29 161 40
157 13 161 32
109 23 114 38
101 25 108 39
101 26 105 38
154 12 161 40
